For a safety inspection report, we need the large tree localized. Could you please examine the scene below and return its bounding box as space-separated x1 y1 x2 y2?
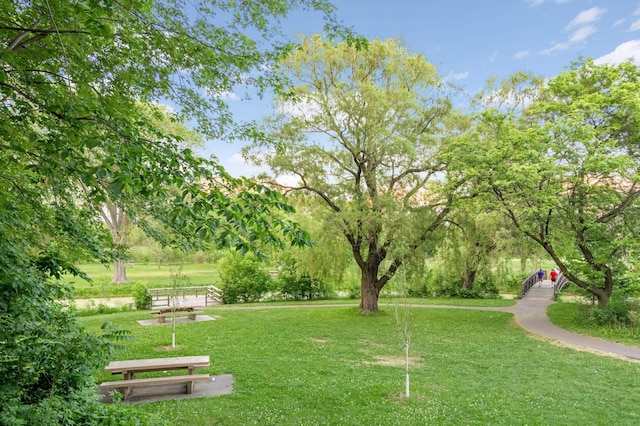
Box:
246 36 459 312
471 61 640 308
0 1 341 423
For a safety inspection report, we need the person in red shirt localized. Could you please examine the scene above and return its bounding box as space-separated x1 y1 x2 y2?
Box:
550 269 558 287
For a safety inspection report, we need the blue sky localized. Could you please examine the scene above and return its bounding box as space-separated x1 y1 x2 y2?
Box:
199 0 640 176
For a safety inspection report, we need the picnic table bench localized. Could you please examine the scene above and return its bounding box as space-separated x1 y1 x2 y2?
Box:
150 306 204 323
99 355 210 399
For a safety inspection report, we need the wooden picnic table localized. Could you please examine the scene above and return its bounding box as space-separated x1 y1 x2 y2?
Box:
150 306 204 323
153 305 198 314
104 355 210 380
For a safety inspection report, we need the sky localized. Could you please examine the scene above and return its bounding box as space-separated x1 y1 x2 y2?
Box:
198 0 640 177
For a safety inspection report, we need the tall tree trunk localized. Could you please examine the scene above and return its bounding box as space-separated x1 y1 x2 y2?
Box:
112 260 128 283
360 280 379 312
360 268 381 312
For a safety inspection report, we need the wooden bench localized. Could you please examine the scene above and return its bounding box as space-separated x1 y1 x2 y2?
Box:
151 310 204 323
99 374 210 399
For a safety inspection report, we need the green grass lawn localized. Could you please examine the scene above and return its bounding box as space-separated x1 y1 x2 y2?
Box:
83 305 640 425
65 263 219 297
547 301 640 348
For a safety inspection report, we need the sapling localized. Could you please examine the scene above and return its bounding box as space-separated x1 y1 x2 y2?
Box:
393 265 413 398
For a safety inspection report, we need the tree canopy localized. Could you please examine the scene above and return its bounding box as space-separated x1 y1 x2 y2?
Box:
246 36 461 312
0 1 342 423
470 60 640 307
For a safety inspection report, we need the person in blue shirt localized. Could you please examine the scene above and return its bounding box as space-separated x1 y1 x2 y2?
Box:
537 269 545 286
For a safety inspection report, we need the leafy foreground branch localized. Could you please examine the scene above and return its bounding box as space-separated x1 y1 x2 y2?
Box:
0 0 342 423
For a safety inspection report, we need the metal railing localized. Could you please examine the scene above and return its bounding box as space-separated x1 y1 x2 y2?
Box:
519 271 539 298
554 273 569 294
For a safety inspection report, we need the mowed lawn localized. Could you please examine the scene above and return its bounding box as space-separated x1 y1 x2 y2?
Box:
83 305 640 425
65 263 219 297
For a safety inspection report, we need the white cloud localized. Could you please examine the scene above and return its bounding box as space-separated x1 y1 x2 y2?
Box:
594 40 640 66
216 90 240 101
569 25 596 42
525 0 572 6
446 71 470 81
513 50 531 59
613 18 626 28
539 7 604 55
634 6 640 16
566 7 607 30
631 19 640 32
488 52 498 62
539 42 571 55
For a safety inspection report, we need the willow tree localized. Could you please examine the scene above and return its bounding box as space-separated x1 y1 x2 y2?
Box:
471 60 640 308
246 36 459 312
0 1 340 423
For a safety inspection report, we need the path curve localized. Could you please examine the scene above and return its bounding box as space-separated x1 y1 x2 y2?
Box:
417 281 640 362
504 282 640 362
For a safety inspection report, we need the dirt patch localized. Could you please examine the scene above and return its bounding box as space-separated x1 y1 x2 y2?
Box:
311 338 329 343
363 355 422 368
155 345 185 351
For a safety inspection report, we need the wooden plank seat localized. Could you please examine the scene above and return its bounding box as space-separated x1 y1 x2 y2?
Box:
105 356 210 379
151 310 205 323
99 374 210 399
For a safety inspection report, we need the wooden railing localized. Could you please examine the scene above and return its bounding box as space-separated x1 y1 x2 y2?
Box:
149 285 222 308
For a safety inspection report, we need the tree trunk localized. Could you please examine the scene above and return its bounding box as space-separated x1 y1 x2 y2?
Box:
520 256 527 273
360 282 379 312
463 268 477 290
112 260 129 283
360 270 380 312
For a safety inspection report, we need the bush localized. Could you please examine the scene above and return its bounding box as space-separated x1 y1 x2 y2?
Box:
346 283 360 299
133 283 152 310
588 296 640 327
76 303 135 317
218 252 272 304
407 269 442 297
409 268 499 299
277 259 333 300
500 272 531 292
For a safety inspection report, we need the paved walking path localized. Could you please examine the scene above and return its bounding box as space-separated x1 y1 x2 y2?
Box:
487 280 640 362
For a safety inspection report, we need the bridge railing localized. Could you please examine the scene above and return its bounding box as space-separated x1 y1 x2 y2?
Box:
519 271 539 298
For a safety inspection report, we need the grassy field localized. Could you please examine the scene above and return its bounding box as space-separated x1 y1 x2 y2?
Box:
64 263 219 297
83 304 640 425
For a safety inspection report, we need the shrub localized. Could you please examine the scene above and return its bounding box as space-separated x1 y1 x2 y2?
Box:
218 252 272 304
407 269 442 297
76 303 135 317
501 272 531 292
348 283 361 299
588 296 640 327
277 259 332 300
133 283 152 310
